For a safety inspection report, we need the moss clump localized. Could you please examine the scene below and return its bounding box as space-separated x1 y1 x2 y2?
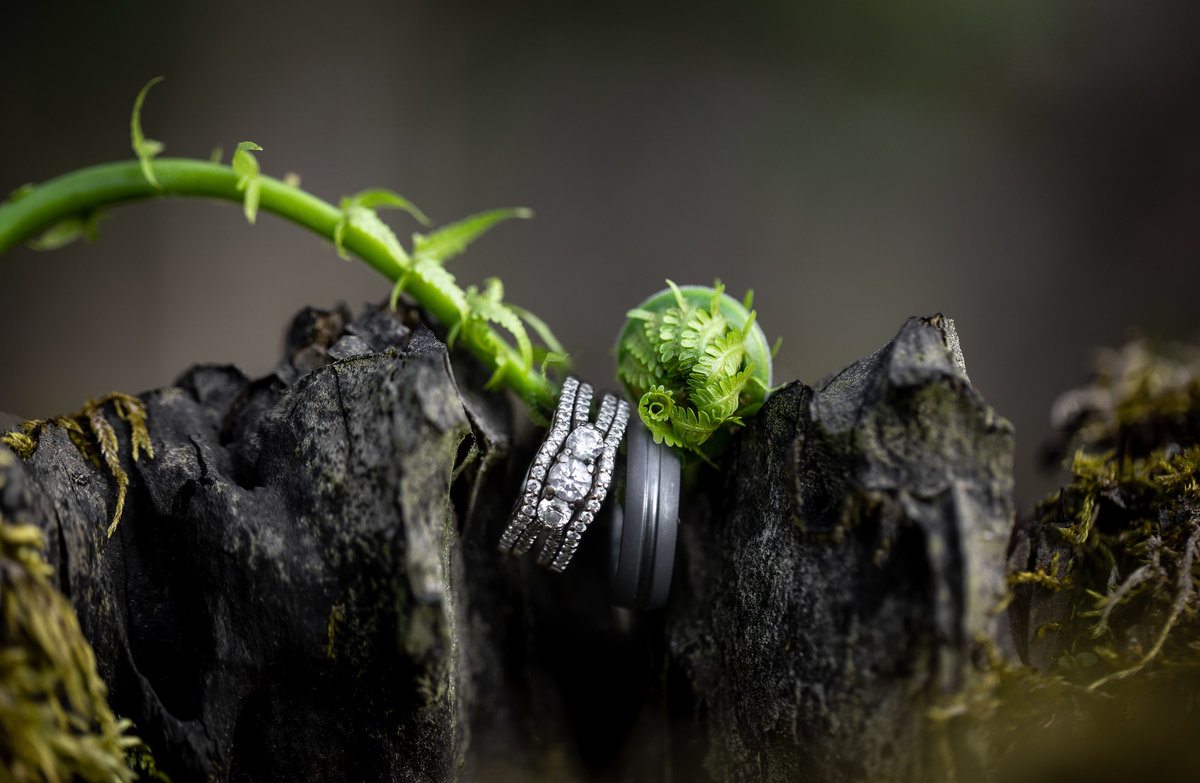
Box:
1048 337 1200 461
1020 338 1200 686
0 506 137 781
125 740 172 782
924 338 1200 782
1023 447 1200 686
1 392 153 537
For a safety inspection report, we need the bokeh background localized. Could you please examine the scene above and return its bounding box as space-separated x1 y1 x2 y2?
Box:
2 0 1197 511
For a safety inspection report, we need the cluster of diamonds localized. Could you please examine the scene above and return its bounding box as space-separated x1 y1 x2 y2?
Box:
498 376 579 553
498 377 630 572
546 395 629 572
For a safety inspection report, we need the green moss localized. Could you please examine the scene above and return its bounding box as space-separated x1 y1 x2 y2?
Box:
1 392 154 537
325 601 346 660
126 739 173 782
1018 339 1200 687
0 504 137 781
924 338 1200 781
1050 337 1200 459
1019 444 1200 688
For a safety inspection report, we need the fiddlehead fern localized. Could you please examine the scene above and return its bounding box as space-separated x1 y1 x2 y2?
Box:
617 280 774 454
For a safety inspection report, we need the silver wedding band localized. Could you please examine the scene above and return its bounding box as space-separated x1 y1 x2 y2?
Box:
499 376 630 572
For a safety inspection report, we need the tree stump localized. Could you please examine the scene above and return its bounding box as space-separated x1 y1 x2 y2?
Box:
1 306 1023 781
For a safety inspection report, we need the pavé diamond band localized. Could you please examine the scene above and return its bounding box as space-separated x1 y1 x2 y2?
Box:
499 376 630 571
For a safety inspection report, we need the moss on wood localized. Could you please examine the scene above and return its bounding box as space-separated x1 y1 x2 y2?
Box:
0 460 137 781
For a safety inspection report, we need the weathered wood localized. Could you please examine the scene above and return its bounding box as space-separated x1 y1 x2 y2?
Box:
1 307 1019 781
665 315 1014 781
3 305 477 780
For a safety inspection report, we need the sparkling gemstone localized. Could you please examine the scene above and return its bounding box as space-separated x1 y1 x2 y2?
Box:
546 459 593 503
538 498 571 529
564 425 604 461
531 465 546 480
585 498 601 513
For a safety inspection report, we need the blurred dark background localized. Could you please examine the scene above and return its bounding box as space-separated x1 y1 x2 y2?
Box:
2 0 1197 511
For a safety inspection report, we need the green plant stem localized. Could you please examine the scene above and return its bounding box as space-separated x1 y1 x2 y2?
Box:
0 158 556 410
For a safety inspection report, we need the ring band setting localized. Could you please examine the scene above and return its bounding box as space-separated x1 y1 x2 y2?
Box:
610 418 681 609
499 377 630 572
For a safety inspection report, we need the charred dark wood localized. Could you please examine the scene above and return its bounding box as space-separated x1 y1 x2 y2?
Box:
0 307 1018 782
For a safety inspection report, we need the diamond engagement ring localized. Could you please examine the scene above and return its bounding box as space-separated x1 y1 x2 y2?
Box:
499 376 630 572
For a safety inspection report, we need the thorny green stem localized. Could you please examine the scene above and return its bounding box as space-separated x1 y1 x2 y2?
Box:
0 158 557 411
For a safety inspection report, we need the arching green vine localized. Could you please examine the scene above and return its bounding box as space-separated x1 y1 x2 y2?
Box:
0 79 777 456
0 78 564 412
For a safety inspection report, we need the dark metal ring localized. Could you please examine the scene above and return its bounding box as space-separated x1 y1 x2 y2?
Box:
610 419 680 610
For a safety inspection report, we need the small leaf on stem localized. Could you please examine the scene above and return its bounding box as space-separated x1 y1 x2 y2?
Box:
28 211 104 250
233 141 263 224
131 76 165 188
348 188 430 226
412 207 531 265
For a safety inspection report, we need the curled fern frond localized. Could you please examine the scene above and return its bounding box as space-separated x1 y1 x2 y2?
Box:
639 386 681 447
690 329 746 384
679 306 730 368
618 324 660 396
616 281 773 456
669 405 721 451
640 385 676 424
689 365 753 422
652 280 702 370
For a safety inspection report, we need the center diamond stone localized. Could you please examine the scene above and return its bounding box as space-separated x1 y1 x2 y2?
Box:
564 425 604 461
546 458 592 503
538 497 571 529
